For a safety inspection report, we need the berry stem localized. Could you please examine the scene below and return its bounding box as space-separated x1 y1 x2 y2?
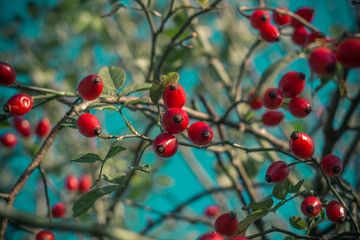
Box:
38 164 53 223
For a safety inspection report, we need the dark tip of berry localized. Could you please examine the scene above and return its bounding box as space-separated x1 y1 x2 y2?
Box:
93 127 102 135
326 64 336 73
290 131 300 140
228 211 237 219
298 72 306 80
306 205 314 213
338 216 345 223
92 76 102 85
275 36 281 42
156 144 166 153
260 14 268 22
201 130 211 139
305 105 312 114
309 8 315 13
268 90 277 98
265 175 272 183
3 104 10 113
169 84 178 90
173 114 184 124
333 165 341 174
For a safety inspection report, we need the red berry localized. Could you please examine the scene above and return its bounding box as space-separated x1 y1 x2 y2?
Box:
188 122 213 146
13 117 32 138
288 97 312 118
51 202 66 218
230 237 249 240
3 93 33 116
273 7 291 26
304 31 326 46
261 110 284 127
278 71 306 98
79 174 92 193
265 161 290 183
336 38 360 69
326 200 346 224
260 24 280 43
0 132 18 148
301 196 322 217
248 90 262 110
214 211 239 236
36 118 51 138
291 27 309 46
153 133 178 158
308 47 337 76
205 205 220 217
262 88 283 109
250 10 270 30
0 62 16 86
77 113 102 138
198 232 225 240
163 83 186 109
65 174 79 191
162 108 189 134
78 74 103 101
289 131 314 159
321 154 343 176
35 230 55 240
291 7 315 29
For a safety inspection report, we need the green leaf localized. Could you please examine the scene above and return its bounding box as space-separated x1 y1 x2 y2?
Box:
0 120 11 128
272 178 291 200
102 173 127 185
243 199 274 211
118 83 152 97
105 145 126 160
98 66 126 97
121 97 150 110
150 72 179 104
85 103 118 112
319 209 325 219
101 3 125 18
72 185 119 217
237 208 269 236
71 153 102 163
129 164 151 173
195 0 209 5
289 216 307 230
289 179 304 193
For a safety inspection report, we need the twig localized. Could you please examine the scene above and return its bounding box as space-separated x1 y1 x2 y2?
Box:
37 164 53 222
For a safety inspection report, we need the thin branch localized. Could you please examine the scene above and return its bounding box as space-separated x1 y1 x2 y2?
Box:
38 164 53 222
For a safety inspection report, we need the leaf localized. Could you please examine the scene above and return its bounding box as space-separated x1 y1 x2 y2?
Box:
118 83 152 97
150 72 179 104
129 164 151 173
0 120 11 128
237 208 269 236
71 153 102 163
120 97 150 110
102 173 127 185
272 178 291 200
98 66 126 97
101 3 125 18
257 51 304 96
195 0 209 5
289 216 307 230
243 199 274 211
319 209 325 219
72 185 119 217
289 179 304 193
105 145 126 160
85 103 118 112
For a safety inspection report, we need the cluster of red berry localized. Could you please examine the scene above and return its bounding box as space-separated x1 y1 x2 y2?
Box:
65 174 92 193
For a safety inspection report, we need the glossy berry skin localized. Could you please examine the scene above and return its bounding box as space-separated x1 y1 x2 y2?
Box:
214 211 238 236
289 131 314 159
291 7 315 29
262 88 283 109
326 200 346 224
230 237 249 240
14 117 32 138
78 74 103 101
321 154 343 176
0 132 18 148
278 71 306 98
265 161 290 183
198 232 225 240
336 38 360 69
163 83 186 109
308 47 337 76
65 174 79 191
188 122 213 146
305 31 326 46
250 10 270 30
0 62 16 86
288 97 312 118
273 7 291 26
204 205 220 217
262 110 284 127
292 27 309 46
260 24 280 43
35 230 55 240
3 93 33 116
51 202 66 218
301 196 322 217
162 108 189 134
79 174 92 193
77 113 102 138
248 90 262 110
153 133 178 158
36 118 51 138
